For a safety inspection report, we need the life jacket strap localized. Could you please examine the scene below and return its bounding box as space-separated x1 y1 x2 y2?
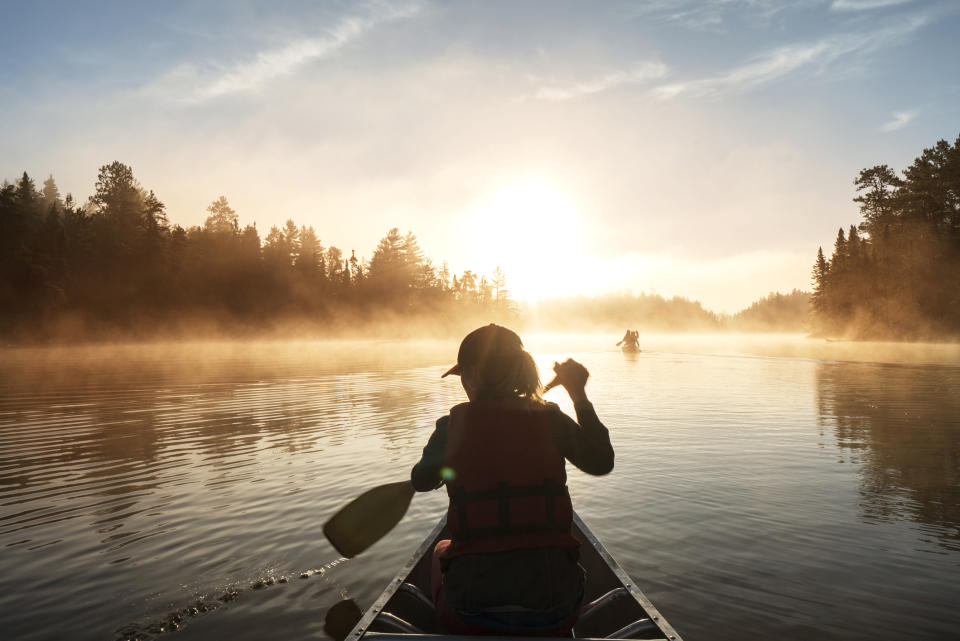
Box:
450 479 570 541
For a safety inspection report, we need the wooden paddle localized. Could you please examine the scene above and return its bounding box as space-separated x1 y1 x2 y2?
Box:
324 598 364 641
323 480 416 558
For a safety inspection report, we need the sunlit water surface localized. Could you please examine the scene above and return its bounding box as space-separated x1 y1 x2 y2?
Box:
1 335 958 641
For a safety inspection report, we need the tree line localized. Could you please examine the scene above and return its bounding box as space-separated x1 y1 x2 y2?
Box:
811 134 960 340
0 161 515 340
527 289 811 333
727 289 810 333
528 292 721 332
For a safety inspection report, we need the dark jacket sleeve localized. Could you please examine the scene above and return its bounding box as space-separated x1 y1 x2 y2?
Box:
410 415 449 491
550 401 614 475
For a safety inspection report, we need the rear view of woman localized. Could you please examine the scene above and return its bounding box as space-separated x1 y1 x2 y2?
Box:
411 324 614 635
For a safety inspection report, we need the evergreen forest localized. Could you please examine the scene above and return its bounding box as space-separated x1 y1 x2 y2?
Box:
6 133 957 344
727 290 810 333
0 162 516 341
811 134 960 340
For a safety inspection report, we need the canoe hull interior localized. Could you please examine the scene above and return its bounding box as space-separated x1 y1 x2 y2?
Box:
348 512 682 641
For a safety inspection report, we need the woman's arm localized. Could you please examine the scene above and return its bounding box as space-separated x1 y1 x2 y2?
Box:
551 402 614 475
547 359 614 475
410 416 449 491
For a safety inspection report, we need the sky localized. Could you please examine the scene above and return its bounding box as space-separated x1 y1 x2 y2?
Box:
2 0 958 312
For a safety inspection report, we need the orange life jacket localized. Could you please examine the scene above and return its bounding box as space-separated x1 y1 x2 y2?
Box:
442 400 579 558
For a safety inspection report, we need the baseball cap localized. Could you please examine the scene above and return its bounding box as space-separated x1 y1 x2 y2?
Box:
441 324 524 378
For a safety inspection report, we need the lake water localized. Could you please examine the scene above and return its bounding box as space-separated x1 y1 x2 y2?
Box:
1 334 958 641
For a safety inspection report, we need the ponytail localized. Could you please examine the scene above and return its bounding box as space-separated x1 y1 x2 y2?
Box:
474 349 544 404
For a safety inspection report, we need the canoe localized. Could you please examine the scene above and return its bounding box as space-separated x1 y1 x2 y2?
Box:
621 344 641 354
346 511 683 641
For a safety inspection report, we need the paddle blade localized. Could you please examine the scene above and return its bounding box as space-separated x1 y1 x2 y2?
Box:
325 599 364 641
323 480 416 558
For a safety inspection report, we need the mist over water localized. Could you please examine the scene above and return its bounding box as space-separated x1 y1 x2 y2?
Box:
1 335 958 641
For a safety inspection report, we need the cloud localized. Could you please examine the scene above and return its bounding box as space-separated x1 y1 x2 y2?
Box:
880 109 917 131
626 1 823 31
534 62 668 101
831 0 914 11
144 3 422 103
654 41 828 99
653 16 927 100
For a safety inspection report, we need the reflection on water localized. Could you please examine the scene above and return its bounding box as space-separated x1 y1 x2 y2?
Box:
0 336 958 641
816 362 960 551
0 341 463 641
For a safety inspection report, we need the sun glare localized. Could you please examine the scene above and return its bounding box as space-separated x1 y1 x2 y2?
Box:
461 181 588 301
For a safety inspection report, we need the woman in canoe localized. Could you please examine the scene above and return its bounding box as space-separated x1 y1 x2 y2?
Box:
411 324 615 635
617 329 640 350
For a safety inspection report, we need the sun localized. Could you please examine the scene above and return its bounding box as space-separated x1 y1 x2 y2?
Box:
460 180 589 300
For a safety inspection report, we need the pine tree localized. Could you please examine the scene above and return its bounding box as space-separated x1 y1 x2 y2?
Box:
847 225 860 259
41 175 61 209
831 227 846 269
853 165 902 239
326 246 343 282
438 261 451 292
297 226 322 274
492 266 507 304
15 171 37 208
263 226 288 266
349 250 362 284
91 161 140 218
368 229 404 278
460 270 477 302
283 219 300 266
402 231 423 267
478 276 492 306
204 196 239 234
141 190 168 234
811 246 829 317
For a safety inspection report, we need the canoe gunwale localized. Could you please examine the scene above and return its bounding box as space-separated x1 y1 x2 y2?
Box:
347 516 448 641
570 512 681 641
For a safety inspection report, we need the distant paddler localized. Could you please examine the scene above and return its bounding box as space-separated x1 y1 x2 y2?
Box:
617 329 640 352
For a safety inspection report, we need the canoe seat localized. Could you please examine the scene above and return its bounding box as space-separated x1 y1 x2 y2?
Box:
369 583 437 635
398 582 435 612
576 588 660 639
577 587 630 623
373 612 424 634
605 617 660 638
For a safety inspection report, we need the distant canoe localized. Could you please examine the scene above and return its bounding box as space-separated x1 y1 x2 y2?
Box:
621 343 641 353
346 511 683 640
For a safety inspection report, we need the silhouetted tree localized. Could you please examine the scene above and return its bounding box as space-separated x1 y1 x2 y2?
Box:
326 246 343 283
438 261 451 292
0 162 518 339
478 276 492 306
459 270 477 302
204 196 239 234
811 133 960 339
854 165 902 239
349 250 363 285
41 175 61 209
811 247 829 317
729 290 811 332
